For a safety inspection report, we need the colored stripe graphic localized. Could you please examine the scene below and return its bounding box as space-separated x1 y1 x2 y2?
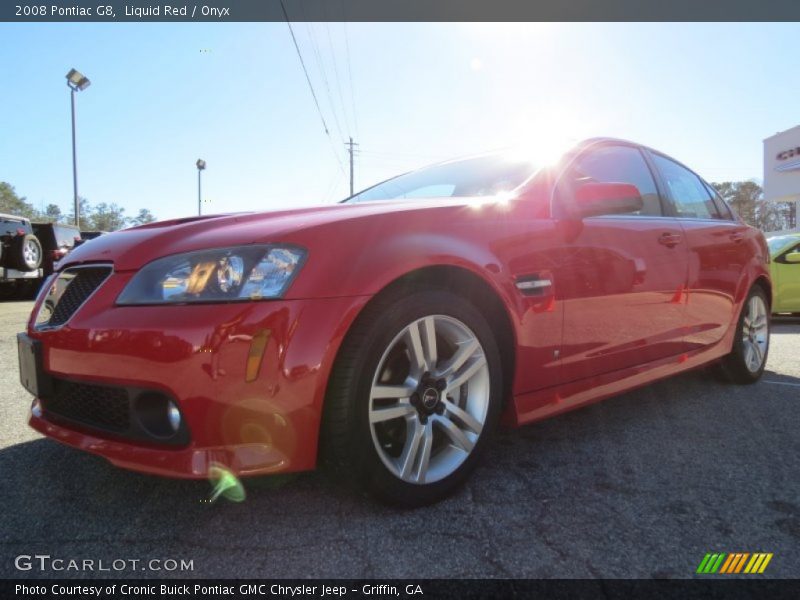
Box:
759 553 773 573
719 554 735 573
699 552 773 574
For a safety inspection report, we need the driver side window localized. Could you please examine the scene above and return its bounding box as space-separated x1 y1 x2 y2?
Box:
557 145 663 216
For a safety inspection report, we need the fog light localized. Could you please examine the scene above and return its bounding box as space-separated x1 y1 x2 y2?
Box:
135 393 181 439
168 401 181 432
31 399 42 418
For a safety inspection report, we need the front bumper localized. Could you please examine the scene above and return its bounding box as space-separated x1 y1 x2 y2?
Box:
25 270 369 478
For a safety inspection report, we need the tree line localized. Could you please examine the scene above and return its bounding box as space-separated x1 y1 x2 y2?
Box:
710 181 795 232
0 181 156 231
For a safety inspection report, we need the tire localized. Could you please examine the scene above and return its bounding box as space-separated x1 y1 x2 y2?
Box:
10 234 42 271
716 285 770 384
322 288 504 507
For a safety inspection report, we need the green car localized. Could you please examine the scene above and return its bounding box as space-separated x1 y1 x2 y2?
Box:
768 232 800 314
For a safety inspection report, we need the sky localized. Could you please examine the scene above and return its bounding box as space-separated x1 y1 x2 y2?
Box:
1 22 799 222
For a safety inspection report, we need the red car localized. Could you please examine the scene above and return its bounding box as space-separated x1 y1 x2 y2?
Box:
18 138 771 506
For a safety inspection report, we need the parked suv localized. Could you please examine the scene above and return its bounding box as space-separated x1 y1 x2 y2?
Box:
1 213 43 295
1 216 82 299
32 222 81 277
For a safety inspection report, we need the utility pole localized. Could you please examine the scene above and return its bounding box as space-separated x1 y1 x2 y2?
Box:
346 137 359 196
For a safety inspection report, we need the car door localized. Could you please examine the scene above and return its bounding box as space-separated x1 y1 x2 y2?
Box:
554 143 689 382
773 240 800 312
648 152 750 350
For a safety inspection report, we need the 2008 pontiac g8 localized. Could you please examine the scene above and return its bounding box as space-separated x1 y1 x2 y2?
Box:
18 138 771 506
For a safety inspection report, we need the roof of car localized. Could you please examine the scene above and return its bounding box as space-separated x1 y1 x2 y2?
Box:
0 212 29 222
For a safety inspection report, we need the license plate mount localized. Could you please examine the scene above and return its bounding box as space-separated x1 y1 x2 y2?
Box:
17 333 52 398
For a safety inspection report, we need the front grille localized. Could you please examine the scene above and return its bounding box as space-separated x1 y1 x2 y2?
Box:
39 266 112 328
40 378 190 446
44 380 130 432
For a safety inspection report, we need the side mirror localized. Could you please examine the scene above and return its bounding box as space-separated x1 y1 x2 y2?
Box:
574 182 643 218
785 251 800 264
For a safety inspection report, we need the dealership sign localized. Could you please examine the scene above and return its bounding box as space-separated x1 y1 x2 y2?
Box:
775 147 800 172
764 125 800 202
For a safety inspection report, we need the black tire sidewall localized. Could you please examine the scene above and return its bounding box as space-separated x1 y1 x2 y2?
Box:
342 289 504 506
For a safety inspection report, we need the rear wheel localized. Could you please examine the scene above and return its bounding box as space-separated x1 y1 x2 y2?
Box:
10 234 42 271
717 285 770 384
322 289 503 507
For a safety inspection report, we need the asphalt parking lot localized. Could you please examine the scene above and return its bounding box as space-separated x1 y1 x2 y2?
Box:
1 299 798 579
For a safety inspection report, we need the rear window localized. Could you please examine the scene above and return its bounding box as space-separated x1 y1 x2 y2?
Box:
53 226 80 247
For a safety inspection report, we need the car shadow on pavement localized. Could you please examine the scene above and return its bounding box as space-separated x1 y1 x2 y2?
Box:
2 362 800 579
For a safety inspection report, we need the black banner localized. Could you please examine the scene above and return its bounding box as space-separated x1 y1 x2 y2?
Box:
3 579 800 600
3 0 800 23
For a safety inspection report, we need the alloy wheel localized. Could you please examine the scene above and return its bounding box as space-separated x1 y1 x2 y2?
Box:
23 239 40 268
742 295 769 373
368 315 490 485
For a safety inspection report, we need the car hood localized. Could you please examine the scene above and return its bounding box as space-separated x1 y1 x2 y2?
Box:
62 197 477 272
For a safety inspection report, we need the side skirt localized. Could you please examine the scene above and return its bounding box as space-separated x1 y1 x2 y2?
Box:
506 337 732 427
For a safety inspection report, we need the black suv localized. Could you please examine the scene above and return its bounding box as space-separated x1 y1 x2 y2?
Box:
1 215 81 298
1 213 43 276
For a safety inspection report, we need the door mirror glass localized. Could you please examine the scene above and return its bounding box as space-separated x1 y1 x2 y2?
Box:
575 182 643 218
784 251 800 264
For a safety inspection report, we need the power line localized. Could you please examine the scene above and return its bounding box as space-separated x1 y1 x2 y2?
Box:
280 1 329 136
279 0 346 175
340 3 360 140
303 20 347 143
324 20 352 135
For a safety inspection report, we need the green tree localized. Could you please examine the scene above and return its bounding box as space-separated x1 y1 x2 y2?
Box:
0 182 38 219
89 202 129 231
41 204 63 223
67 197 93 229
131 208 156 226
711 180 791 232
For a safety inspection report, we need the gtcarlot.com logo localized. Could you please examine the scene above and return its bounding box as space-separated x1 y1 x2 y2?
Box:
14 554 194 572
696 552 773 574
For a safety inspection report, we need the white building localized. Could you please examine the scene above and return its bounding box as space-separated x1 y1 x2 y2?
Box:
764 125 800 232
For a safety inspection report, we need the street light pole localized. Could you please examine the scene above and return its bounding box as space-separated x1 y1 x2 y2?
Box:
70 88 79 226
196 159 206 216
65 68 91 228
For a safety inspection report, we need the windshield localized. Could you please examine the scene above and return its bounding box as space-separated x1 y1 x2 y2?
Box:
345 154 537 203
767 235 798 255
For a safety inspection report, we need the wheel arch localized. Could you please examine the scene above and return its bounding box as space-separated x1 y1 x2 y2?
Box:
327 263 518 411
752 275 772 309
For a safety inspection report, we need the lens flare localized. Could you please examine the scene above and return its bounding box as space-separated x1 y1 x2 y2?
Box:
207 462 246 503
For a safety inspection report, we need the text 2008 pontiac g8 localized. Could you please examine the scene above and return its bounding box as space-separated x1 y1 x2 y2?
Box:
18 139 771 506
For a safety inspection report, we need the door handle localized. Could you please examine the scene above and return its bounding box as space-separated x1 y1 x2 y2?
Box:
658 232 682 248
729 231 745 243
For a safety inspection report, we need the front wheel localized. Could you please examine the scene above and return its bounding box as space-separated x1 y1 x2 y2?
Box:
322 289 503 507
717 285 770 384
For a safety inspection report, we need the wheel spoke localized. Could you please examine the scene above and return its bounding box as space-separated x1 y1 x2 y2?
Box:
413 423 434 483
369 400 416 423
421 317 438 370
405 322 427 373
743 341 754 370
434 414 475 453
371 381 415 400
398 420 425 480
437 337 480 378
442 399 483 435
446 354 487 394
752 340 764 369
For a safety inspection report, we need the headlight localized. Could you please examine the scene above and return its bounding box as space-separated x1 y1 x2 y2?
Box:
117 245 306 305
